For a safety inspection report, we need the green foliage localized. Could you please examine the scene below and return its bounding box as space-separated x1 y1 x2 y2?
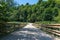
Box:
0 0 60 22
14 0 58 22
0 0 15 22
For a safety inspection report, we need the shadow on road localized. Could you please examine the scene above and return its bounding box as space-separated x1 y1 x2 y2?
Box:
1 28 54 40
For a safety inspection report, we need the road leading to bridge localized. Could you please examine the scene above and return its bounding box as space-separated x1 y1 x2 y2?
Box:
1 23 56 40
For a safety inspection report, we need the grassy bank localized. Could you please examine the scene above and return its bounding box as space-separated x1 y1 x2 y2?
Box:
35 21 60 24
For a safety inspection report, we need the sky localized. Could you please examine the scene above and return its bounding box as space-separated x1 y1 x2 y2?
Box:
14 0 38 5
14 0 47 5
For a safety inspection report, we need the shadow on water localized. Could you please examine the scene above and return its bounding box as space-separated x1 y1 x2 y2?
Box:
1 28 54 40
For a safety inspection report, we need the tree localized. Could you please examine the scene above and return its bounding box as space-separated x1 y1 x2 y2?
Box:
38 0 43 4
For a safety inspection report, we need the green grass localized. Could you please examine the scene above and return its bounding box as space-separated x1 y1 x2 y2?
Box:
35 21 60 24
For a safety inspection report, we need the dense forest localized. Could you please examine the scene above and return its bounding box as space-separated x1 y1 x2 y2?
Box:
0 0 60 23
